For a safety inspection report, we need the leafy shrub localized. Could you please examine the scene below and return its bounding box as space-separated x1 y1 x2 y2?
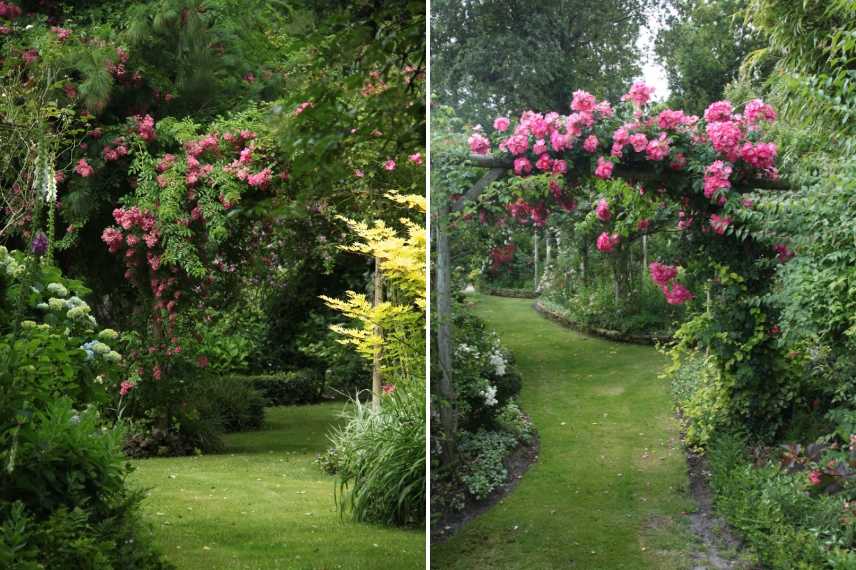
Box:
457 429 518 500
122 387 225 458
202 375 266 432
0 400 170 569
667 351 733 448
496 399 535 444
451 309 519 431
230 370 324 406
328 389 425 527
708 433 856 568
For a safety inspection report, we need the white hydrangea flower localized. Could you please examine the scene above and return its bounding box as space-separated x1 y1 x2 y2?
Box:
48 297 66 311
98 328 119 341
103 351 122 363
489 350 507 376
46 282 68 298
67 305 91 320
481 384 498 407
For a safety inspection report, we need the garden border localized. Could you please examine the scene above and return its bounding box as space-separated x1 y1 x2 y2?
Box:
431 431 540 544
532 300 672 345
485 287 540 299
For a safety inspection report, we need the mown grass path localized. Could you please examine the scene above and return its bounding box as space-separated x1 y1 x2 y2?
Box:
433 295 699 569
130 403 424 570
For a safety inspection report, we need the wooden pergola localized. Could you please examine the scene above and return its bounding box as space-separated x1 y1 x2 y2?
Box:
433 152 790 462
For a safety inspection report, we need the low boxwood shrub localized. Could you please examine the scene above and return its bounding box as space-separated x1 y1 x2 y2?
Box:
203 375 266 432
230 369 324 406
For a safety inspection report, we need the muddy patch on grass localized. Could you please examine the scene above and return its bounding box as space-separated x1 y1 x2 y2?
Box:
684 451 757 569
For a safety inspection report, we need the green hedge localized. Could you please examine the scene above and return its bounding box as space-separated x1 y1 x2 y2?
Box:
486 287 539 299
229 370 324 406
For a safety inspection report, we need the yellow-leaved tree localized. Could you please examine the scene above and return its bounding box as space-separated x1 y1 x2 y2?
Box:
320 191 426 394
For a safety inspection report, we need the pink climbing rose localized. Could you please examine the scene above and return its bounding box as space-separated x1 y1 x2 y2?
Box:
744 99 777 125
75 159 94 177
136 114 156 142
409 152 423 166
468 133 491 155
710 214 732 235
594 156 613 179
662 282 693 305
622 81 655 108
383 159 396 171
513 157 532 175
808 470 822 486
493 117 510 132
583 134 599 153
649 262 678 287
595 199 611 222
571 90 597 112
704 100 733 123
596 232 620 253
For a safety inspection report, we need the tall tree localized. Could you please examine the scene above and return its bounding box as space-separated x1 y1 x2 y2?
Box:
431 0 649 125
654 0 764 114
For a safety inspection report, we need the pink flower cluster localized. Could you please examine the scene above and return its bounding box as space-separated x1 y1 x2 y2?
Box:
710 214 732 235
119 380 136 397
136 115 156 142
662 282 694 305
51 26 71 42
293 101 313 116
649 262 693 304
75 159 94 177
703 160 732 203
102 138 129 162
469 133 491 155
744 99 777 126
649 262 678 287
622 82 655 108
0 2 22 19
596 232 620 253
595 199 611 222
595 156 613 179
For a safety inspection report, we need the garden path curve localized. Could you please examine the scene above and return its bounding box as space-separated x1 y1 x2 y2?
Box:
433 294 730 569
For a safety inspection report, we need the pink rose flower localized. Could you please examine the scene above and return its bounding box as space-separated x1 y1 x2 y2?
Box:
594 156 613 179
596 232 620 253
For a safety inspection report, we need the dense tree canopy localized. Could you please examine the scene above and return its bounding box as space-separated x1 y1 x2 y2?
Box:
431 0 651 125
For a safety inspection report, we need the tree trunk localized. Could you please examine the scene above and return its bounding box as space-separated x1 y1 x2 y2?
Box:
434 201 457 465
371 258 383 412
641 234 648 290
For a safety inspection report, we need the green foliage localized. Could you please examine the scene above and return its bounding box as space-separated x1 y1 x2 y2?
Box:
328 388 425 527
655 0 766 114
0 400 170 570
457 429 518 501
202 375 266 432
431 0 648 124
745 0 856 146
708 432 856 568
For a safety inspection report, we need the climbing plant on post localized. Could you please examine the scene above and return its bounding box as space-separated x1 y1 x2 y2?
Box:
437 82 796 454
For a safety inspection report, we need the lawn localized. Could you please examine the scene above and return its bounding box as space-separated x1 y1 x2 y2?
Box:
432 294 701 569
130 403 425 570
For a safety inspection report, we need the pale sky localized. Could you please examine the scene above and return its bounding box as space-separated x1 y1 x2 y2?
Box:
636 7 670 102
